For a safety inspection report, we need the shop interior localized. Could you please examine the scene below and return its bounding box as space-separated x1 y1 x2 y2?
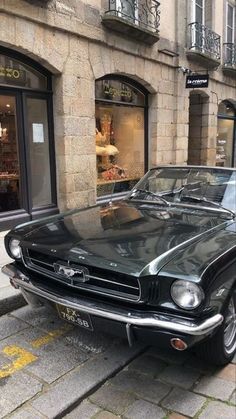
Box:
0 95 20 213
95 104 145 196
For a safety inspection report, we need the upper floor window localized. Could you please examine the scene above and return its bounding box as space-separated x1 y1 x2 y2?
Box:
226 2 235 43
193 0 204 24
191 0 213 27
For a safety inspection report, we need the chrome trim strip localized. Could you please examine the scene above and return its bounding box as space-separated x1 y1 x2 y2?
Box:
2 263 223 336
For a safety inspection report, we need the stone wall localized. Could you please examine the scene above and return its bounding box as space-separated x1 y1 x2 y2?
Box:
0 0 235 213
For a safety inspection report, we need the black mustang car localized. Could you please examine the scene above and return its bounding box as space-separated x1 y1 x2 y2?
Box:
2 166 236 365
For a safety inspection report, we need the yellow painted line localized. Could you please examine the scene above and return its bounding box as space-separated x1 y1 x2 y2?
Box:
0 323 73 379
0 345 38 379
31 324 72 348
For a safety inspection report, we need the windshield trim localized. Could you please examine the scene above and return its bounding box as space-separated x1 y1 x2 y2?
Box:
128 198 235 218
150 165 236 173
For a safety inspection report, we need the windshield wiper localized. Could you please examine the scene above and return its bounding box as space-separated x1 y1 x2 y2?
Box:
181 194 235 218
129 188 170 206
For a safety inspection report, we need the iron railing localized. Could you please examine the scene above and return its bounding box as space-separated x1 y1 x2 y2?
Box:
223 43 236 67
104 0 161 33
188 22 221 61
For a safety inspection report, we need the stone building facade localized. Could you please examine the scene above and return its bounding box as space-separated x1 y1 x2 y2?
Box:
0 0 235 231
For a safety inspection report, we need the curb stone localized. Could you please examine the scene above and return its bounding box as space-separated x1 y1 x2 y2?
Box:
0 286 26 316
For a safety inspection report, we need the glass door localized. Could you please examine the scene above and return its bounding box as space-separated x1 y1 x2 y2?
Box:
25 96 53 210
0 93 22 214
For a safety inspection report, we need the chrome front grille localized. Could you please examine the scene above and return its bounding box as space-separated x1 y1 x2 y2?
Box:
23 248 140 302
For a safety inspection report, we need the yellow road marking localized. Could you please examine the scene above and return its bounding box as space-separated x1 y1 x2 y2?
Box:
31 324 72 348
0 324 73 379
0 345 37 379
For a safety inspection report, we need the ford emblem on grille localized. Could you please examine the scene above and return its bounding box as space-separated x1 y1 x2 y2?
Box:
53 262 89 285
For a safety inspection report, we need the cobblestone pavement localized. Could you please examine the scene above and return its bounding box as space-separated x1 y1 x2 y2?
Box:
0 304 235 419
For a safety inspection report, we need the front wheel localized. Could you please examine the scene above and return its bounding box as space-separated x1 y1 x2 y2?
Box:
198 290 236 366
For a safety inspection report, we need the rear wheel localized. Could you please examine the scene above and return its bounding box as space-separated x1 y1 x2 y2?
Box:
198 290 236 366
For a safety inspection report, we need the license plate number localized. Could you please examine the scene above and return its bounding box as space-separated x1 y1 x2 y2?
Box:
56 304 93 331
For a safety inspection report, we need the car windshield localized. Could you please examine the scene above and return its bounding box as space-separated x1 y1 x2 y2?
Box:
128 167 236 216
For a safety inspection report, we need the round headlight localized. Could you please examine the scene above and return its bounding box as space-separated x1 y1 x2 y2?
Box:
9 238 22 259
171 280 204 309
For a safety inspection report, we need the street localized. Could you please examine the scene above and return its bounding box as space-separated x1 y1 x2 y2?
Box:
0 304 235 419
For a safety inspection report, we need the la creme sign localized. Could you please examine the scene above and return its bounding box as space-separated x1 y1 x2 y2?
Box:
186 74 209 88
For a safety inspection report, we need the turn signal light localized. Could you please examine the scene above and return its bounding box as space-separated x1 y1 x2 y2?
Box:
170 338 188 351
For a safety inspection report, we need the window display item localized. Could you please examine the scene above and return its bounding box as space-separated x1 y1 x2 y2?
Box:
95 78 146 197
102 165 127 181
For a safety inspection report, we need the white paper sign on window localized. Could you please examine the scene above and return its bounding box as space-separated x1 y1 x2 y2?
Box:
32 123 44 143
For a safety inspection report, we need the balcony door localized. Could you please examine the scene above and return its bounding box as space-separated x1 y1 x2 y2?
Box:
117 0 139 24
226 2 235 44
225 2 235 64
192 0 205 24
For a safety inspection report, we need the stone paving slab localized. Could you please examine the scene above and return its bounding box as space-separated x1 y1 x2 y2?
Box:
160 387 206 417
0 371 43 418
30 343 145 418
198 401 236 419
1 304 236 419
158 364 201 389
64 400 101 419
89 383 136 415
194 375 236 401
124 399 165 419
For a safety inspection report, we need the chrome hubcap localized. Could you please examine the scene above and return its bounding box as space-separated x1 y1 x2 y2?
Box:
224 297 236 354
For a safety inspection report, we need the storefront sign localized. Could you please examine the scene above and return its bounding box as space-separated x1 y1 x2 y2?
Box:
0 66 26 85
104 84 132 100
186 74 209 88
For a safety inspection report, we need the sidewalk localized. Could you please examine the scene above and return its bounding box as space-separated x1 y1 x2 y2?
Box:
0 230 25 315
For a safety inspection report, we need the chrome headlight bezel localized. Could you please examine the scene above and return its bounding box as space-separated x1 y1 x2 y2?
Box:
171 279 205 310
8 238 22 260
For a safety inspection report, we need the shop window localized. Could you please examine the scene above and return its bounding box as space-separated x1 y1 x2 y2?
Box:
0 48 56 230
95 78 148 197
217 101 236 167
0 95 20 213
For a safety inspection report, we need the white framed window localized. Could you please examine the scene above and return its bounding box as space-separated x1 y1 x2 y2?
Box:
192 0 205 24
226 2 235 43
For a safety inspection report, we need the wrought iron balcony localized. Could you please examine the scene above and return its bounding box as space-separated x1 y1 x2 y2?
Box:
223 43 236 76
186 22 221 68
102 0 161 45
223 43 236 66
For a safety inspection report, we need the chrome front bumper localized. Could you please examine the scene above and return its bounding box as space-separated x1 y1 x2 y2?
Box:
2 263 223 340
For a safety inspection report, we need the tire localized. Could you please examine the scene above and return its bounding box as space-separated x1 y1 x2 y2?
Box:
198 289 236 366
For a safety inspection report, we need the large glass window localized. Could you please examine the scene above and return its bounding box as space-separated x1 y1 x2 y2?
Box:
217 101 236 167
0 49 56 230
95 78 147 197
0 94 20 212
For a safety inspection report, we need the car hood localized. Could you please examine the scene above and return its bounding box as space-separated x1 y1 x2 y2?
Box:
18 201 228 277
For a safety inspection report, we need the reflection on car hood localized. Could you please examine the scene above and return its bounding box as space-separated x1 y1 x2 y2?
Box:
18 202 228 276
